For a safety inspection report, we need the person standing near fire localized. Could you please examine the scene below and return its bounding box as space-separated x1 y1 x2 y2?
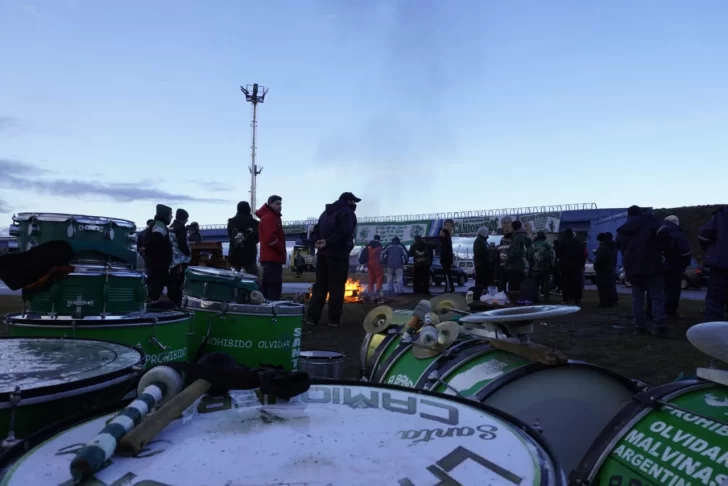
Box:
257 195 286 300
228 201 259 276
409 235 432 295
365 235 384 296
306 192 360 328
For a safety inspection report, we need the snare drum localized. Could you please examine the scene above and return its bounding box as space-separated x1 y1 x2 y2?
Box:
573 379 728 486
363 328 641 473
184 297 303 370
0 338 142 445
12 212 136 251
6 310 191 369
22 264 147 316
184 266 259 303
0 381 566 485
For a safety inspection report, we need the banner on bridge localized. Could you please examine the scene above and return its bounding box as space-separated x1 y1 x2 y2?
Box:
354 220 431 246
428 211 561 237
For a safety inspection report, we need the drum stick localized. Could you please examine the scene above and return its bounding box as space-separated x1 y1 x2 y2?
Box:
69 381 170 483
116 378 211 457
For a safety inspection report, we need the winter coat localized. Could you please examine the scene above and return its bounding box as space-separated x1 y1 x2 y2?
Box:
382 240 408 269
656 220 692 274
314 199 357 260
616 214 664 280
256 204 286 264
228 205 259 266
699 206 728 271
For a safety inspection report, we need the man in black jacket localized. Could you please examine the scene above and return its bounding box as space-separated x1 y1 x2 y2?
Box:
439 228 455 293
136 219 154 267
227 201 259 276
409 235 432 295
168 208 191 306
306 192 359 328
557 228 585 305
145 205 173 301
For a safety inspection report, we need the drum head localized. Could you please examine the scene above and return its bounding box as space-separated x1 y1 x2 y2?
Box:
0 338 142 401
0 382 563 485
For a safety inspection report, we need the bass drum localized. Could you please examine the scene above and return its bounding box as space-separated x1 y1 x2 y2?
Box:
0 338 142 445
572 379 728 486
365 330 642 474
359 310 414 378
0 381 566 485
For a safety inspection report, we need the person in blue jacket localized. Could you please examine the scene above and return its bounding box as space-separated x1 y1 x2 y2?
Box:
698 206 728 321
616 205 669 337
382 236 409 294
306 192 360 328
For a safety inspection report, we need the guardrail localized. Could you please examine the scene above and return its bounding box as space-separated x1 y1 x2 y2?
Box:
199 203 598 231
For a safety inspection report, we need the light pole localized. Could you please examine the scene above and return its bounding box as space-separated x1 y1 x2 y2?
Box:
240 83 268 211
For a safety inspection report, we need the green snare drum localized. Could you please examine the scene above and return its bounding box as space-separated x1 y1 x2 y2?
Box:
22 264 147 317
184 297 303 370
6 310 191 369
11 212 136 251
0 337 142 445
184 266 259 303
573 379 728 486
363 327 640 473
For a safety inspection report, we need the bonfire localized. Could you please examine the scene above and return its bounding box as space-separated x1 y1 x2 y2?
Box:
305 278 364 303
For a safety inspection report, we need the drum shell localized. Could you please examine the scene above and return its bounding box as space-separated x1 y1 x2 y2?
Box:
572 380 728 486
0 337 142 442
5 311 191 369
184 267 259 303
368 334 640 474
299 351 345 380
0 380 567 486
184 298 303 370
21 269 147 316
12 213 136 251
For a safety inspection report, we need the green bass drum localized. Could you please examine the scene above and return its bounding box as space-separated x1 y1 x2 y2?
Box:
184 297 302 370
184 266 259 303
0 337 142 445
573 379 728 486
360 310 414 378
362 327 641 474
21 264 147 316
11 212 136 251
5 310 191 369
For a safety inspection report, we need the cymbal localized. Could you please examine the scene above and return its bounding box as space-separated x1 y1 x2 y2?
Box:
429 293 468 321
425 312 440 326
363 305 395 334
412 321 461 359
687 321 728 363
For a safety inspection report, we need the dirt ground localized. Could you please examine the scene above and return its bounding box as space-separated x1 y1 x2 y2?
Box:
0 291 713 386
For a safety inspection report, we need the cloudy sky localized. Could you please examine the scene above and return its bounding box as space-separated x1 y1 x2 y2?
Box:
1 0 726 229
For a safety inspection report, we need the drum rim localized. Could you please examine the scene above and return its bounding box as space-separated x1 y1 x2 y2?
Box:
5 310 192 325
299 350 346 360
0 379 567 485
414 340 494 390
184 297 303 316
12 213 136 228
569 379 708 483
0 337 143 403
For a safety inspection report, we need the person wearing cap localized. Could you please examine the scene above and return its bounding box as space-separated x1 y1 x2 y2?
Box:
187 222 202 243
167 208 192 306
228 201 259 276
145 204 174 301
306 192 360 327
698 205 728 321
256 195 286 300
654 215 692 316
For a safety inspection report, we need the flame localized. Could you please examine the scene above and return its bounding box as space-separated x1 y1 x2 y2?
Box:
305 278 364 303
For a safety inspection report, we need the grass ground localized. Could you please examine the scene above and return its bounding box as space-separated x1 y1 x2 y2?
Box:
0 290 712 387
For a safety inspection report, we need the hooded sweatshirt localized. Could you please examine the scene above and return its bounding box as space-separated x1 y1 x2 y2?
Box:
315 199 357 260
256 203 286 264
228 202 259 266
616 214 664 280
656 219 692 274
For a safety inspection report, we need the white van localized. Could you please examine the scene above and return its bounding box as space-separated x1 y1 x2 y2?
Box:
456 259 475 277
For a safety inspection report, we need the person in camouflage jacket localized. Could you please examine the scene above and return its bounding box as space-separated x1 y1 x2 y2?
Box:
504 221 533 292
527 231 555 303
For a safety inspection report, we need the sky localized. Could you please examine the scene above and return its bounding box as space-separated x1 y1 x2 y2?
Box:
1 0 727 232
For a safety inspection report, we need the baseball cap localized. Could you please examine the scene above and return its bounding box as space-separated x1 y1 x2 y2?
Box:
339 192 361 203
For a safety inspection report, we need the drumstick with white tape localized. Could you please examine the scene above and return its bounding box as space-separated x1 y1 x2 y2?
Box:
69 365 184 483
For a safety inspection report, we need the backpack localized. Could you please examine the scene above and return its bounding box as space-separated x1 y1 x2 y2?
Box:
358 247 369 265
531 243 552 272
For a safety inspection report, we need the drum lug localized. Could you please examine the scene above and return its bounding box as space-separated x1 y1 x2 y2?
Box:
1 387 22 449
530 418 544 434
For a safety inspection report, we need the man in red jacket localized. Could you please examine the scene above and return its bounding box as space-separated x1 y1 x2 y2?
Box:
256 195 286 300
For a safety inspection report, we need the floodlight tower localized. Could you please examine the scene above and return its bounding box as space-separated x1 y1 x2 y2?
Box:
240 83 269 211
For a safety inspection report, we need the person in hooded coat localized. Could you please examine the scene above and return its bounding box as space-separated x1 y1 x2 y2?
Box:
473 227 493 287
306 192 359 327
167 208 192 306
557 228 585 305
227 201 259 276
698 205 728 321
256 195 286 300
136 219 154 266
504 221 532 292
656 215 692 315
409 235 432 295
528 231 555 303
187 222 202 243
382 236 408 294
616 205 668 337
145 204 173 301
366 235 384 295
439 228 456 293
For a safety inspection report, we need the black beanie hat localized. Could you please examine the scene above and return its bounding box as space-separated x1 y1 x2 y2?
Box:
176 208 189 221
237 201 251 214
155 204 172 218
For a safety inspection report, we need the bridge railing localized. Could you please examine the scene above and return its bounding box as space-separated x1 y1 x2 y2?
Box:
199 203 597 232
